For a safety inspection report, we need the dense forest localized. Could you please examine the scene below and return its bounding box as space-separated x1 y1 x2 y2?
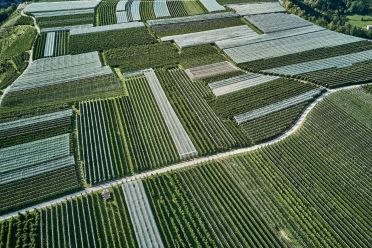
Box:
284 0 372 38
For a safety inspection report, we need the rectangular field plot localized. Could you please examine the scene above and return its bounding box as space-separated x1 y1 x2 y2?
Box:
24 1 100 14
246 13 313 33
34 31 69 59
155 68 247 154
234 89 324 124
208 78 319 119
216 24 325 49
199 0 225 12
2 52 121 106
78 75 180 185
209 73 280 96
227 2 285 15
0 109 72 141
147 12 239 26
223 30 364 63
144 69 197 159
265 49 372 76
0 133 79 213
123 181 164 248
161 25 257 48
70 22 144 35
185 61 240 81
39 187 138 248
154 0 171 18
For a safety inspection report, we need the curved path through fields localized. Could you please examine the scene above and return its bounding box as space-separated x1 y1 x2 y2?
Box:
0 83 369 221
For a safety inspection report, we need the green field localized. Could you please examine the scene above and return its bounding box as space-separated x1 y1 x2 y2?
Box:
347 15 372 29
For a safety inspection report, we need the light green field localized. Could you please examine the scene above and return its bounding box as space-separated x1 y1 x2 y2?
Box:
347 15 372 29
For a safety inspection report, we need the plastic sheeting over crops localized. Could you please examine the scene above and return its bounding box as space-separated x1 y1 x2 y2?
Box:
70 22 144 35
144 69 198 159
122 181 164 248
234 89 324 124
199 0 225 12
185 61 240 81
227 2 285 15
209 73 280 96
161 25 257 48
265 49 372 76
24 1 100 14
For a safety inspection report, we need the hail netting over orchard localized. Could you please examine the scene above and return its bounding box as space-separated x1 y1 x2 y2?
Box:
185 61 240 81
123 181 164 248
198 0 225 12
234 89 325 124
227 2 285 15
153 0 171 18
70 22 144 35
0 134 74 185
223 30 365 64
209 73 280 97
216 25 326 49
265 49 372 76
245 13 313 33
144 69 197 159
44 32 56 57
24 0 100 17
0 109 72 139
6 52 112 92
161 25 257 48
147 12 239 26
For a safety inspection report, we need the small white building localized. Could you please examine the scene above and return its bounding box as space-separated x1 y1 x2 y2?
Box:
367 25 372 31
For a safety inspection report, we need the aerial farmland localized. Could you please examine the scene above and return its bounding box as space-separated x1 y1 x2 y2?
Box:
0 0 371 247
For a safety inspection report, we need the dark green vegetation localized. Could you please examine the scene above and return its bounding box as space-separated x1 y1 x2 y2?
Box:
70 27 155 54
96 0 119 26
0 24 36 90
167 0 205 17
78 75 179 185
33 31 69 59
284 0 372 38
145 88 372 247
152 17 244 37
156 68 249 155
208 79 318 119
240 102 308 144
0 212 39 248
104 43 226 71
299 60 372 88
0 166 80 214
40 187 137 248
1 74 122 107
36 14 94 29
140 0 155 20
240 41 372 71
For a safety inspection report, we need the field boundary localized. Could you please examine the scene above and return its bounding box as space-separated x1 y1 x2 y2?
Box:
0 82 370 221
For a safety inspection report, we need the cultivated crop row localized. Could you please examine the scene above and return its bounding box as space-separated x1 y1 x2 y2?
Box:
123 181 164 247
144 94 372 247
0 166 79 214
34 31 69 60
234 89 324 124
40 187 137 248
78 75 179 184
209 78 317 119
240 40 372 71
155 68 247 154
265 49 372 76
144 69 197 159
223 29 364 64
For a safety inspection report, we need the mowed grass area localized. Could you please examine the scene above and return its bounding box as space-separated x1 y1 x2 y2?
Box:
347 15 372 29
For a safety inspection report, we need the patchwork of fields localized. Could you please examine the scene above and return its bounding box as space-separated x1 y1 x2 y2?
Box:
0 0 371 247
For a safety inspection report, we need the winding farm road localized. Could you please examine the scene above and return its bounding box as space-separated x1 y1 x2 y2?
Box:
0 82 369 221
